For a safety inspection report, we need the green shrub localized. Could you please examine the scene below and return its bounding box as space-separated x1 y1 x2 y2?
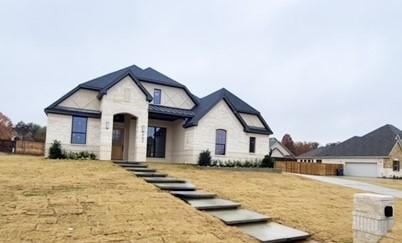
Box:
198 150 211 166
261 154 275 168
48 140 63 159
90 153 96 160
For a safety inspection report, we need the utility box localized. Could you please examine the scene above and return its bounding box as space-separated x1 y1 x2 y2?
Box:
353 193 395 243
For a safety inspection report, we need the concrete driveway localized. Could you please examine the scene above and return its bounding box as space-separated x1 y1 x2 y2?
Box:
299 174 402 199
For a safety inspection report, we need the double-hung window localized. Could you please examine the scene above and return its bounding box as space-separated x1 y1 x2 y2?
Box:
249 137 256 153
393 160 400 172
215 129 227 155
153 89 161 105
71 116 87 144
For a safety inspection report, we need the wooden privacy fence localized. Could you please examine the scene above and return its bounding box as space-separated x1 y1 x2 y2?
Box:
276 161 343 176
15 140 45 156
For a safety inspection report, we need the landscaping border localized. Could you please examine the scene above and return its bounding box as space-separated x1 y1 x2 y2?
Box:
196 166 282 173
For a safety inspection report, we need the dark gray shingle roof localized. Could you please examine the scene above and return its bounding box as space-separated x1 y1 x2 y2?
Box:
184 88 273 135
149 104 195 118
299 124 402 158
81 65 184 89
45 65 273 135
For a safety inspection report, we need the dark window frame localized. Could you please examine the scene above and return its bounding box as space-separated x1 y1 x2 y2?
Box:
71 116 87 144
153 89 162 105
215 129 227 155
147 126 167 158
249 137 256 153
393 160 400 172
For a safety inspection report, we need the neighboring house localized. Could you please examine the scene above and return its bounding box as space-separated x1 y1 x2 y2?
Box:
269 137 295 160
298 124 402 178
44 65 273 163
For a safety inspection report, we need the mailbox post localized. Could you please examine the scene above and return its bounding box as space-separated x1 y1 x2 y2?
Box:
353 193 395 243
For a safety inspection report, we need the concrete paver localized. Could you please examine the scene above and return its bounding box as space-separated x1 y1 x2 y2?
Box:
300 175 402 199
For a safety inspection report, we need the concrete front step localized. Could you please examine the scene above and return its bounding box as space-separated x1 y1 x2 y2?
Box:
170 191 216 199
143 177 186 183
237 222 310 243
113 161 140 165
126 168 156 172
154 183 196 191
133 172 167 177
186 198 241 210
118 164 148 168
206 209 270 225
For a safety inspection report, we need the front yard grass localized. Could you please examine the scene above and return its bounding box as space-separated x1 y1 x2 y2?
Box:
0 155 254 243
151 163 402 243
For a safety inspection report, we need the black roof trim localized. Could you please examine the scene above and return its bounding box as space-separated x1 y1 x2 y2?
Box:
183 89 273 135
98 71 153 101
148 104 195 118
44 106 101 118
245 126 273 135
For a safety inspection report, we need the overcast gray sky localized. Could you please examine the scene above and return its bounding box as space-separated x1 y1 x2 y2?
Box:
1 0 401 145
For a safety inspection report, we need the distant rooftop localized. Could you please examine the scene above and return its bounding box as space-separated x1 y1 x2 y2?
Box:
299 124 402 158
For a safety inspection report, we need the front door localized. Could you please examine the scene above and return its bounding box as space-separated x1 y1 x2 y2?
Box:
112 128 124 160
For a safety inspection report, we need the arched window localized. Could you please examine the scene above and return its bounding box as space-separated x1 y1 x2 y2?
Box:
215 129 227 155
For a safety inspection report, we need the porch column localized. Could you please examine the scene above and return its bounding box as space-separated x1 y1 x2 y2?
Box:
134 117 148 162
99 113 113 160
127 118 137 161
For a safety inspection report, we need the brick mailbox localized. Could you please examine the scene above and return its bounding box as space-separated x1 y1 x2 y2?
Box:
353 193 395 243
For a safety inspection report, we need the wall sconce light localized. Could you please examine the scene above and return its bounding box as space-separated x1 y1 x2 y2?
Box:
106 121 110 130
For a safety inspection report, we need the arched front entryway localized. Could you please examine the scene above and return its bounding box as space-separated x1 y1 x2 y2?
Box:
111 113 137 161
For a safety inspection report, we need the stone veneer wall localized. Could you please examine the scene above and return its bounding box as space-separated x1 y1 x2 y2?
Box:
188 100 270 163
45 113 101 158
99 76 149 161
382 142 402 177
141 82 195 109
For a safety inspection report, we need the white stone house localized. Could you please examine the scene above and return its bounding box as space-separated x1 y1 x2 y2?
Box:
269 137 295 160
45 65 273 163
298 124 402 178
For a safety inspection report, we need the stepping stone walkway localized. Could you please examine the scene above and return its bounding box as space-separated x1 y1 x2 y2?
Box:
207 209 269 225
114 161 310 242
125 167 156 172
133 171 167 177
170 191 216 199
154 182 196 191
143 177 186 183
187 198 241 210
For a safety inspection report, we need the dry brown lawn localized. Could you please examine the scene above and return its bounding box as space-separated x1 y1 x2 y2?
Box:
0 155 255 243
348 177 402 191
151 163 402 243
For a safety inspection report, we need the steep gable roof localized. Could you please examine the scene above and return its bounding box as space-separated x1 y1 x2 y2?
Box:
299 124 402 158
270 137 295 158
184 88 273 135
45 65 273 136
80 65 185 89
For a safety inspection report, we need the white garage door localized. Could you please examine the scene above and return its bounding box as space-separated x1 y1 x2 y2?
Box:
344 162 377 177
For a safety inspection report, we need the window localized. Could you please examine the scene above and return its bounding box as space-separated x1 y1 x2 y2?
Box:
153 89 161 105
71 116 87 144
147 126 166 158
249 137 256 153
393 160 400 172
316 159 322 164
215 129 227 155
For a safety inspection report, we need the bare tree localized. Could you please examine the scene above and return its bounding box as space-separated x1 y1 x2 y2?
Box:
281 134 295 154
0 113 15 140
